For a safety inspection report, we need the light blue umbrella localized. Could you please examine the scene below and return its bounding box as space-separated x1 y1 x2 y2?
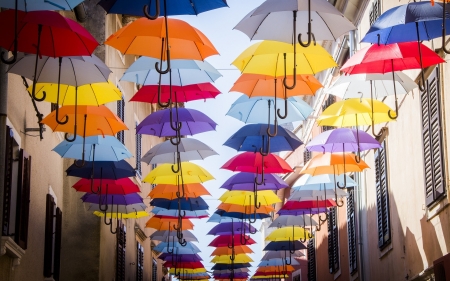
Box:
0 0 84 11
121 57 222 86
258 258 300 267
154 242 201 254
207 213 242 223
151 207 209 218
53 135 132 161
227 96 313 124
292 174 357 191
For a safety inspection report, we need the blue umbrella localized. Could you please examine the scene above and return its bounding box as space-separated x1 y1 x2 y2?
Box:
207 213 242 223
227 96 313 125
150 197 209 211
214 209 270 220
258 258 300 267
151 207 209 218
263 241 307 251
66 160 136 179
207 221 256 236
211 263 251 270
154 241 200 252
0 0 84 11
156 246 200 255
53 136 132 161
224 123 303 154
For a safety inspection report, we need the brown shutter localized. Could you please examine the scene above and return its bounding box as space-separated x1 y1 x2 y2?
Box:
347 190 357 274
117 99 125 144
137 242 144 281
375 142 391 248
322 95 336 132
2 126 14 236
116 224 126 281
307 238 316 281
421 67 445 206
44 194 55 277
53 207 62 281
15 149 31 249
327 207 339 273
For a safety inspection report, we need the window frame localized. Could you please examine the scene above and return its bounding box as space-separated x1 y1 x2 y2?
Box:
307 237 316 281
327 206 340 273
347 190 357 274
375 141 391 249
116 223 126 281
137 242 144 281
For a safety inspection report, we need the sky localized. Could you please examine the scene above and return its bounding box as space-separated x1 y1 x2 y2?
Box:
172 0 266 277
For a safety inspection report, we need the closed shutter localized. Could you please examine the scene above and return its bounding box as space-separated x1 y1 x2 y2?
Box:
136 133 142 176
2 126 14 236
347 190 357 274
327 206 339 273
375 142 391 248
117 99 125 144
44 194 56 278
15 149 31 249
137 242 144 281
116 224 126 281
53 207 62 281
420 67 445 206
152 258 158 281
369 0 381 26
307 238 316 281
303 149 312 164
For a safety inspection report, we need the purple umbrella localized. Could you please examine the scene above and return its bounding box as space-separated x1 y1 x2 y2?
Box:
81 193 143 205
158 253 203 262
277 208 328 215
220 172 288 191
207 221 256 236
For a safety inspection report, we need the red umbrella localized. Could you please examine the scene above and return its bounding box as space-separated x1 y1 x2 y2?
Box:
281 199 337 210
154 215 209 219
130 83 221 103
340 42 445 119
72 178 140 195
164 261 204 269
221 152 293 174
208 234 256 247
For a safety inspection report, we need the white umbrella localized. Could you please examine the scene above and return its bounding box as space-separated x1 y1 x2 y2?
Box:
269 214 318 228
327 72 418 99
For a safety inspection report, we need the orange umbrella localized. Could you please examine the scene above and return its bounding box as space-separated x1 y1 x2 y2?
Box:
211 245 253 256
145 216 194 230
104 17 218 60
231 74 322 97
149 183 210 199
217 203 274 214
256 265 295 272
301 152 369 176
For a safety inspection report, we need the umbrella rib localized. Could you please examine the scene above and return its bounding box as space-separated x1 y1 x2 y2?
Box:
91 84 101 105
251 13 271 40
49 27 57 58
316 12 337 41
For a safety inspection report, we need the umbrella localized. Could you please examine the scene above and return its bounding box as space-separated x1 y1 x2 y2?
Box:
143 162 214 185
207 222 257 236
154 241 200 252
151 230 199 242
222 152 292 174
256 265 295 273
213 209 271 221
141 138 217 166
169 268 206 274
340 42 445 118
227 96 313 125
217 203 274 215
150 183 210 198
158 253 202 262
150 197 209 211
145 217 194 230
277 208 328 216
130 83 220 104
86 202 147 213
263 241 306 251
266 226 312 242
220 172 288 191
211 246 253 256
66 160 136 179
211 263 251 270
81 193 144 206
73 178 140 195
93 211 148 219
211 254 253 264
164 261 204 269
219 190 281 206
257 259 300 267
209 235 256 247
156 246 200 255
151 207 209 218
207 213 242 223
261 251 304 261
0 0 84 11
269 214 318 228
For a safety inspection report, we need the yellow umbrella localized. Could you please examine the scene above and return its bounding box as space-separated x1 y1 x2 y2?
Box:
143 162 214 185
29 81 122 105
211 254 253 264
93 211 149 219
219 190 281 206
252 275 289 279
232 41 337 77
169 268 206 274
265 226 312 241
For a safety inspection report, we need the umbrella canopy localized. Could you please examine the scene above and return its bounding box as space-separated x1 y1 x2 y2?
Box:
66 160 136 179
149 183 210 198
151 207 209 218
224 123 303 153
207 222 257 236
219 190 281 206
221 172 287 191
141 138 217 165
159 253 202 262
53 135 132 161
327 72 417 99
164 261 204 269
121 57 221 86
81 193 144 205
234 0 355 43
292 174 357 191
154 241 200 252
0 0 84 10
306 128 381 153
93 211 148 219
256 265 295 272
232 40 336 77
211 245 253 256
269 214 318 228
211 263 251 270
98 0 228 17
257 259 300 267
105 17 218 60
130 83 220 104
156 246 200 255
143 162 214 184
281 199 337 210
221 152 293 174
266 226 312 241
136 107 217 137
290 187 347 200
277 207 328 215
73 178 140 195
217 203 274 214
207 213 242 223
214 209 271 220
301 152 370 176
263 240 307 251
227 96 313 124
86 202 146 213
211 254 253 264
209 235 256 247
150 197 209 211
151 230 198 242
169 268 206 274
145 217 194 230
261 251 304 260
8 53 111 86
0 10 98 57
317 98 395 127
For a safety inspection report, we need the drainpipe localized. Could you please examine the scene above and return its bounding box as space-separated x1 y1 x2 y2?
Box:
0 47 8 242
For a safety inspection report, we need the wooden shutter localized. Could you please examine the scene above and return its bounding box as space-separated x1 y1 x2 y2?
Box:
375 142 391 248
53 207 62 281
369 0 381 26
347 190 357 274
421 67 446 206
44 194 55 278
137 242 144 281
15 149 31 249
2 126 14 236
303 149 312 164
136 133 142 176
116 224 126 281
152 258 158 281
328 207 339 273
307 238 316 281
117 99 125 144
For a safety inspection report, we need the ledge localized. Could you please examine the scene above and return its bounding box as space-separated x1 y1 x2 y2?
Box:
0 237 25 267
427 196 449 221
379 243 393 259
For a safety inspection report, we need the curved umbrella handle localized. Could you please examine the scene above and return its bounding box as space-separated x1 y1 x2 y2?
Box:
414 22 427 92
1 0 18 64
282 52 296 90
289 234 296 254
259 135 270 156
171 151 181 173
143 0 160 19
387 61 399 120
277 96 288 120
170 131 182 145
98 182 108 212
169 107 182 132
176 175 185 199
368 82 383 138
267 118 278 137
248 207 257 224
156 65 171 108
336 154 347 189
109 205 120 234
30 25 46 102
355 128 361 163
253 181 261 210
156 10 171 74
55 57 68 124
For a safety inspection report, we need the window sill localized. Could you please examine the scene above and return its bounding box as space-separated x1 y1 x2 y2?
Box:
379 243 393 259
44 278 55 281
350 272 359 281
333 268 341 280
0 237 25 267
427 196 449 221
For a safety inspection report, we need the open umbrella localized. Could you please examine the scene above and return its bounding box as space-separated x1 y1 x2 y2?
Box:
150 197 209 211
211 254 253 264
222 152 292 174
207 222 256 236
211 245 253 256
261 251 304 261
151 207 209 218
219 190 281 207
209 235 256 247
0 0 84 11
257 259 299 267
263 240 306 251
66 160 135 180
73 178 140 195
159 253 202 262
151 230 198 242
143 162 214 185
217 203 274 214
93 210 148 219
86 202 146 213
150 183 210 198
270 214 318 228
145 217 194 231
221 172 287 192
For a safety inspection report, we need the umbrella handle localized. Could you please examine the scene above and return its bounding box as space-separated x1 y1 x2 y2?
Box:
171 151 181 173
259 135 270 156
169 107 182 132
387 64 399 120
142 0 160 19
253 181 261 210
99 183 109 212
355 128 361 163
109 205 120 234
55 58 69 124
156 9 171 74
336 156 347 189
282 52 297 90
369 83 383 138
157 68 171 108
1 0 18 64
298 0 316 48
31 25 46 102
276 95 288 120
248 202 257 224
267 118 278 137
335 180 345 207
170 133 182 145
441 0 450 54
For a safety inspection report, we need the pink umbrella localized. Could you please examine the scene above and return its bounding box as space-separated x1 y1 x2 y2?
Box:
130 83 220 103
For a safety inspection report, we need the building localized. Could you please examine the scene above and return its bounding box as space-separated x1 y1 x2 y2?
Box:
0 3 165 281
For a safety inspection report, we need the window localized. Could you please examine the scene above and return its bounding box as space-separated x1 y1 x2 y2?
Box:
117 99 125 144
152 258 158 281
322 95 336 132
116 224 126 281
375 141 391 249
51 103 58 112
151 164 157 189
347 190 357 274
307 238 316 281
43 194 62 281
137 242 144 281
420 67 446 206
2 126 31 250
303 149 312 164
369 0 381 26
328 206 339 273
136 132 142 177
